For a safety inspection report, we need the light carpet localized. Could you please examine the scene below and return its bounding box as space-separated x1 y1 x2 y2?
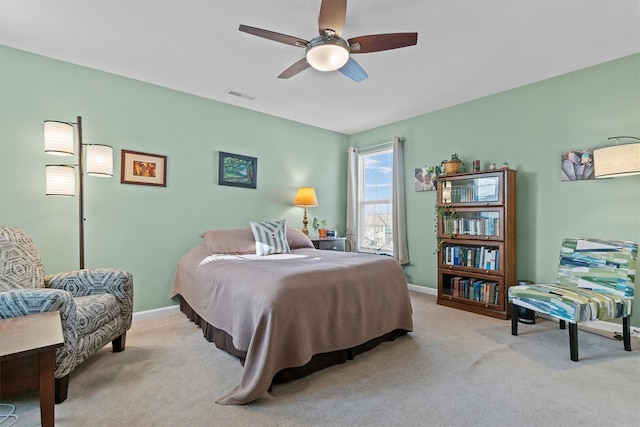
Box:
4 292 640 426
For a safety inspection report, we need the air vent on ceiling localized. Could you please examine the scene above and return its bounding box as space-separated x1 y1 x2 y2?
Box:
225 89 255 101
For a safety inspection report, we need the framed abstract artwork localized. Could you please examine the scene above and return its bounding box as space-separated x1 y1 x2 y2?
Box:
120 150 167 187
218 151 257 189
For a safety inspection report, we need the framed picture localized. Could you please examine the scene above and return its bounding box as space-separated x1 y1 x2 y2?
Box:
218 151 257 189
414 166 437 191
120 150 167 187
561 148 594 181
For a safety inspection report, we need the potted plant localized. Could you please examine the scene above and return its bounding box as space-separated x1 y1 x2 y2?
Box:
433 203 457 254
441 153 464 174
312 217 328 238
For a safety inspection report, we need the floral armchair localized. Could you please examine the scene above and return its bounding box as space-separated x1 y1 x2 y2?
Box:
0 226 133 403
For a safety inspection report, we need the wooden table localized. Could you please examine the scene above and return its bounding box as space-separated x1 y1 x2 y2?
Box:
0 311 64 427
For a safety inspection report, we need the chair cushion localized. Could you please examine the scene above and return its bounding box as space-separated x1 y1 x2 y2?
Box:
74 293 119 337
509 284 631 322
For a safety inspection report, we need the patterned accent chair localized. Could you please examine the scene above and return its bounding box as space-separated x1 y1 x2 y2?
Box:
509 238 637 361
0 226 133 402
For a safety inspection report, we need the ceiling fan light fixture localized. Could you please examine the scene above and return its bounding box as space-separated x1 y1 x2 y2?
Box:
306 37 349 71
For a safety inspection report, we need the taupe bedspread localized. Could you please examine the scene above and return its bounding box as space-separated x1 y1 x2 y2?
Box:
172 244 413 405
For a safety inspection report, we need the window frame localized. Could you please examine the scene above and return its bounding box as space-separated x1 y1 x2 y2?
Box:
356 146 394 255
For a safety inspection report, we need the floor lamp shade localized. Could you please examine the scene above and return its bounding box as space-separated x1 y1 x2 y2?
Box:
46 165 75 196
86 144 114 177
44 120 74 156
594 143 640 178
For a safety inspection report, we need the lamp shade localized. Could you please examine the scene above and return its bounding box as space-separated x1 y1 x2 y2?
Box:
294 187 318 206
306 38 350 71
46 165 75 196
44 121 74 156
86 144 113 177
593 143 640 178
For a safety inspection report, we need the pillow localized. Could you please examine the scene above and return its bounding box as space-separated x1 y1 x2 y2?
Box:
286 227 314 249
200 228 256 255
250 220 291 256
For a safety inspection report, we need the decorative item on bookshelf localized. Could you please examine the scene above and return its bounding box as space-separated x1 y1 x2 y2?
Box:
441 153 464 174
434 203 457 254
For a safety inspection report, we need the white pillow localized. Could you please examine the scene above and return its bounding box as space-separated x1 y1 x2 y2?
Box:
250 220 291 256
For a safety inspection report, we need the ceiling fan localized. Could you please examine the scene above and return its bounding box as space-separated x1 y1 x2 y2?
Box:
238 0 418 82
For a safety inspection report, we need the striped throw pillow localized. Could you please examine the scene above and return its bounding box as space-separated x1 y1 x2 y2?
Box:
250 220 291 256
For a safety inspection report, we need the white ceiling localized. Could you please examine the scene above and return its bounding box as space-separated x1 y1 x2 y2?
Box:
1 0 639 135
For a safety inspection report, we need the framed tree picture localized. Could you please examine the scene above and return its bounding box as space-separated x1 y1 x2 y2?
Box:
120 150 167 187
218 151 257 189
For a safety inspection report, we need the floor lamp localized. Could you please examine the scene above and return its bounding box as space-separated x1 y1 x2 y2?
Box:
294 187 318 236
44 116 113 269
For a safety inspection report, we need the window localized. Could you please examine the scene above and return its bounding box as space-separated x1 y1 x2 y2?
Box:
357 147 393 254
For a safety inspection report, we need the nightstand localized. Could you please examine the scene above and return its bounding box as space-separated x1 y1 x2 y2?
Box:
311 237 346 252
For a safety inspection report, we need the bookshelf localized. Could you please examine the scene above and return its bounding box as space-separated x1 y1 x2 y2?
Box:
436 168 516 319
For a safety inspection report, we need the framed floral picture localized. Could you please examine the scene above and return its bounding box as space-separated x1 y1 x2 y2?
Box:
120 150 167 187
218 151 257 189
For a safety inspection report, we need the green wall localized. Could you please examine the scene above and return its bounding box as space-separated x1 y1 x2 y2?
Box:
350 53 640 324
2 45 639 324
0 45 349 312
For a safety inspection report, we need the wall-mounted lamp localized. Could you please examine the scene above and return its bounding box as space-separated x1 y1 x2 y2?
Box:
593 136 640 179
44 116 113 268
293 187 318 236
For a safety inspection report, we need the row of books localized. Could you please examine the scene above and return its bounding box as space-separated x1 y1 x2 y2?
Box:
442 217 500 236
449 276 500 304
448 185 476 203
442 246 499 270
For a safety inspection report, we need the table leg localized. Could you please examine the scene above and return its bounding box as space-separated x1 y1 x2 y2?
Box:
39 349 56 427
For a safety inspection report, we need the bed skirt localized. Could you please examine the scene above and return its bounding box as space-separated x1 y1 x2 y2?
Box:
179 297 408 384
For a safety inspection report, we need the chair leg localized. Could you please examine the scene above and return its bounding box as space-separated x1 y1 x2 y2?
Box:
623 316 632 352
55 374 69 404
559 319 566 330
112 332 126 352
511 303 519 336
569 322 579 362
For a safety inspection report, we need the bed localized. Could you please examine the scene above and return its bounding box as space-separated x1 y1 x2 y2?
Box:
171 224 413 405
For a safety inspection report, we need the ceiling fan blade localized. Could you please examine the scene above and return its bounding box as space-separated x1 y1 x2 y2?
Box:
338 58 368 82
348 33 418 53
318 0 347 37
278 58 311 79
239 25 308 47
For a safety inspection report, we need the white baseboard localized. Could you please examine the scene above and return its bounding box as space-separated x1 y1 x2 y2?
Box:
407 283 437 296
132 305 180 322
580 320 640 338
